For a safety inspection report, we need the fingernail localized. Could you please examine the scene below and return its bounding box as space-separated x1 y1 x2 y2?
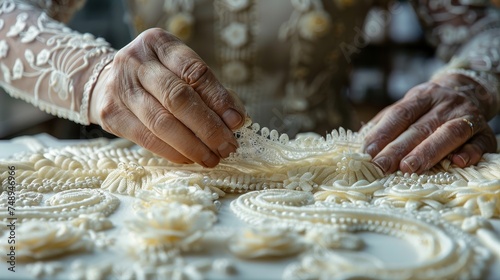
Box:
456 153 470 166
202 153 219 168
222 109 243 130
373 156 391 174
218 142 237 158
365 143 379 157
402 156 421 173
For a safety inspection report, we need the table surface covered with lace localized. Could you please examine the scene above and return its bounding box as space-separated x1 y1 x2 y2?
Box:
0 127 500 280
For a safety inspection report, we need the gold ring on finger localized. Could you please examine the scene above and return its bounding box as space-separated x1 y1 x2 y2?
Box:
462 118 474 137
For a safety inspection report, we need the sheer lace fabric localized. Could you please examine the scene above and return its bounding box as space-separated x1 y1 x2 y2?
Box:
0 0 115 125
1 122 500 278
415 0 500 113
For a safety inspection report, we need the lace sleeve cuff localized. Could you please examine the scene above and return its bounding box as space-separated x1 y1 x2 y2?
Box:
0 1 117 125
431 66 500 115
413 1 500 114
81 52 115 125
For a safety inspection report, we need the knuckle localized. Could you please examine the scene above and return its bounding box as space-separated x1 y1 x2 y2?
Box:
113 46 129 62
141 28 179 45
141 28 164 40
379 140 411 161
414 145 438 171
364 129 392 150
182 60 209 85
392 143 412 159
199 122 223 142
373 132 392 146
409 82 434 95
98 97 120 133
124 86 145 102
409 120 438 137
390 104 415 124
137 63 168 91
114 44 144 66
202 88 232 113
208 85 230 106
113 49 131 65
149 111 176 134
123 28 180 62
449 93 470 108
405 85 425 98
426 82 442 92
445 121 465 138
135 130 158 152
165 82 194 112
474 132 497 153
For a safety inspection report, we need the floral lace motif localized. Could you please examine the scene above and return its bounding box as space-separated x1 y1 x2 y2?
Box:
1 0 500 278
416 0 500 113
1 121 500 278
0 0 115 124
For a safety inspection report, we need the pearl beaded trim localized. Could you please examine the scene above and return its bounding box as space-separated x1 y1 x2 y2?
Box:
1 120 500 279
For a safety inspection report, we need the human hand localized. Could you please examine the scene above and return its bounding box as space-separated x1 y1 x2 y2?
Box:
89 28 246 167
363 74 497 174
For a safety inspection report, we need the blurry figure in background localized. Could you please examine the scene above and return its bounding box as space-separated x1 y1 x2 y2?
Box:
0 0 499 174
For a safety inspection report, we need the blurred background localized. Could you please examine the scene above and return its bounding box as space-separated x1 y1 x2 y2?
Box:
1 0 498 140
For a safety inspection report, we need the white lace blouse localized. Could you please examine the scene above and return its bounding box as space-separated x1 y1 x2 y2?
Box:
0 0 500 135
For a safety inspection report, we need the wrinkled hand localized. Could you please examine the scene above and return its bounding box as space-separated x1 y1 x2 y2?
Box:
363 74 497 174
89 28 246 167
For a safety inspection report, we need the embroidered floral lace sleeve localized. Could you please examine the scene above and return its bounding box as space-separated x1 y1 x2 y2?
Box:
412 0 500 116
0 0 115 125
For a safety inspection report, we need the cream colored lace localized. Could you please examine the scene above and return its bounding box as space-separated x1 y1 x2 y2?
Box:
1 121 500 278
0 0 115 125
415 0 500 114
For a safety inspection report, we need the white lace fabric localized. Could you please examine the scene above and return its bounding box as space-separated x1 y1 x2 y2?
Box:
1 122 500 279
0 1 499 278
0 0 115 125
415 0 500 113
